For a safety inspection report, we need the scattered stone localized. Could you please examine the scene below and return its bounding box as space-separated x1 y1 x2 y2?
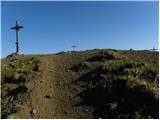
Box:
10 58 18 62
10 62 17 68
29 61 33 64
22 65 25 68
108 102 118 110
35 72 41 76
49 70 54 72
31 109 37 115
40 79 45 83
10 97 14 102
14 73 20 80
33 109 37 114
44 94 53 99
50 84 54 88
131 111 141 119
85 108 89 112
135 75 139 78
16 68 21 72
18 69 27 74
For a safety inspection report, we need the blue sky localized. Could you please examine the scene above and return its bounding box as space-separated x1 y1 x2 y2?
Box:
1 1 158 57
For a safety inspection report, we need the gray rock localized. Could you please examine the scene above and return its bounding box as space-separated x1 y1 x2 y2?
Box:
31 109 37 115
108 102 118 110
10 62 17 68
14 73 20 80
40 79 45 83
29 61 33 64
44 94 53 99
50 84 54 88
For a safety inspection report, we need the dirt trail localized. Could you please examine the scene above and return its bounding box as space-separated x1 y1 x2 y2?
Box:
11 55 57 118
23 56 56 118
26 55 90 118
32 54 94 118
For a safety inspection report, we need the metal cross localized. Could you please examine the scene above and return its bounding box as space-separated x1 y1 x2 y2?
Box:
150 46 157 52
11 21 23 53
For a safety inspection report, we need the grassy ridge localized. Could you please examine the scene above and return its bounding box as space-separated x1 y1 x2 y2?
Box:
1 49 159 119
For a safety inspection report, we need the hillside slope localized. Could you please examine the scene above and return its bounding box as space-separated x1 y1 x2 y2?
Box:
1 49 159 119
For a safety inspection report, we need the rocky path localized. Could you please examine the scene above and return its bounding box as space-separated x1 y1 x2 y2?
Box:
27 56 57 118
28 54 94 118
27 55 87 118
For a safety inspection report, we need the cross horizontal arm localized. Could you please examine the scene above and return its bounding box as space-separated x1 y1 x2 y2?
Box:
11 26 23 30
11 27 17 29
72 46 78 47
18 26 23 28
11 26 23 29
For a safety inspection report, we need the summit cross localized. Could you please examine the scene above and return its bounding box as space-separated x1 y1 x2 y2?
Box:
150 46 157 52
11 21 23 53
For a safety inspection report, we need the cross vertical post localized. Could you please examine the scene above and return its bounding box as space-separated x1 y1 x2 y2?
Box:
11 21 23 53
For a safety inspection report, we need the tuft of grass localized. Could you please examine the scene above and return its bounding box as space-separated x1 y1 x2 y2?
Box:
7 114 17 119
1 57 40 118
87 50 121 62
1 57 39 83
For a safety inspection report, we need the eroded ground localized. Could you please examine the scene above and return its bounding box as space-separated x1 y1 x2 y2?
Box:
1 49 159 119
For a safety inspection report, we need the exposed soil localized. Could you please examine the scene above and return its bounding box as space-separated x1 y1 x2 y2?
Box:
1 49 159 119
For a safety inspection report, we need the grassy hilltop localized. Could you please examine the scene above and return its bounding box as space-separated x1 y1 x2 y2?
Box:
1 49 159 119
